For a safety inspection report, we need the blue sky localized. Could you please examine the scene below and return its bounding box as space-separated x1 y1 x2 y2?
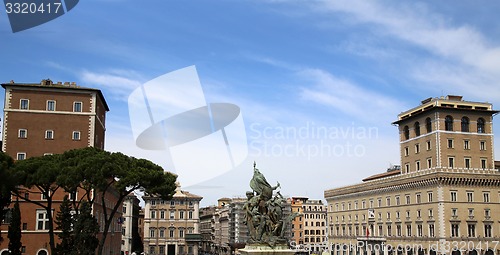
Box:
2 1 500 206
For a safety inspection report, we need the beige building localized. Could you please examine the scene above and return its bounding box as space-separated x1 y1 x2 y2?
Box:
290 197 327 254
122 193 141 254
325 96 500 255
143 183 202 255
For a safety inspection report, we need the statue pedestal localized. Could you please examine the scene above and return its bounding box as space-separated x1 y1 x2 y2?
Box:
239 244 295 255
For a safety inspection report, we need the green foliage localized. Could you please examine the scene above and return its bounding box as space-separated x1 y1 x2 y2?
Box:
8 200 22 255
54 196 74 255
73 201 99 255
0 151 15 241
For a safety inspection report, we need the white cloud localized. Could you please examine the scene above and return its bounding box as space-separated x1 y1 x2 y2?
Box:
298 68 405 123
80 70 143 100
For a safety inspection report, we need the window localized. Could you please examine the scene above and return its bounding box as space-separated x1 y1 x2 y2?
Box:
417 210 421 218
170 211 174 219
150 228 155 238
483 192 490 202
465 158 471 169
428 209 433 217
160 246 165 255
20 99 29 110
18 129 27 138
485 209 490 218
160 210 165 219
404 164 410 173
69 191 77 201
451 224 459 237
467 192 473 202
179 211 184 219
169 229 174 238
151 200 156 205
415 144 420 154
416 194 421 203
386 197 391 206
396 225 402 236
362 200 366 209
414 122 420 136
428 192 433 202
188 211 193 219
73 101 82 112
405 195 410 204
448 157 455 168
481 158 487 169
477 118 485 133
36 210 50 230
396 196 400 205
467 224 475 237
45 130 54 140
450 191 457 202
480 141 486 150
427 158 432 169
429 224 435 237
17 153 26 160
46 100 56 111
406 224 412 236
426 140 431 150
377 198 382 207
447 139 454 148
72 131 81 140
461 117 470 132
445 115 453 131
417 224 423 237
404 147 409 156
179 229 184 238
484 224 492 238
426 117 432 132
464 140 470 149
468 208 474 217
150 210 156 219
404 126 409 140
416 161 420 171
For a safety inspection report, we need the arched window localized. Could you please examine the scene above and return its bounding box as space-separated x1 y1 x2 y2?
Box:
461 117 470 132
37 250 48 255
414 122 420 136
445 116 453 131
403 126 409 140
426 117 432 133
477 118 485 133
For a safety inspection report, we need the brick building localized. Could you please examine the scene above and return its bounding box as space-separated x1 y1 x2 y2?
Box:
0 79 122 255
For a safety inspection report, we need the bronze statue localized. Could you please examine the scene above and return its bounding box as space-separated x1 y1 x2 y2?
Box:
244 162 300 247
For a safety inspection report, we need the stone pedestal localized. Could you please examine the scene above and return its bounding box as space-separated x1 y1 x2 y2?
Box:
239 244 295 255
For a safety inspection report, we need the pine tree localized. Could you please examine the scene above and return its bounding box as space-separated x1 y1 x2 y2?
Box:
54 196 75 255
73 201 99 255
8 200 22 255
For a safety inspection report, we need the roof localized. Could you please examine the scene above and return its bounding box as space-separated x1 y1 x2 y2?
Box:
2 80 110 111
392 95 498 125
362 169 401 182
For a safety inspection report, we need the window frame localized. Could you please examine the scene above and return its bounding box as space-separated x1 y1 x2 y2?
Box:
73 101 83 112
20 99 29 110
46 100 56 111
72 131 81 141
18 129 27 138
45 130 54 140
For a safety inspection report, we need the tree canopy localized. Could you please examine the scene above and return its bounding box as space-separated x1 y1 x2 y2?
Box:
12 147 177 255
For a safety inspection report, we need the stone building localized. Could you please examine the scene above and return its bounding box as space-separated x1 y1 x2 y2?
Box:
122 193 142 254
290 197 328 254
0 79 122 255
143 183 202 255
325 96 500 255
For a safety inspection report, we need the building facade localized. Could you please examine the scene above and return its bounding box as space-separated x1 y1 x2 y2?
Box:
143 183 202 255
325 96 500 255
290 197 328 254
122 193 142 254
0 79 123 255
